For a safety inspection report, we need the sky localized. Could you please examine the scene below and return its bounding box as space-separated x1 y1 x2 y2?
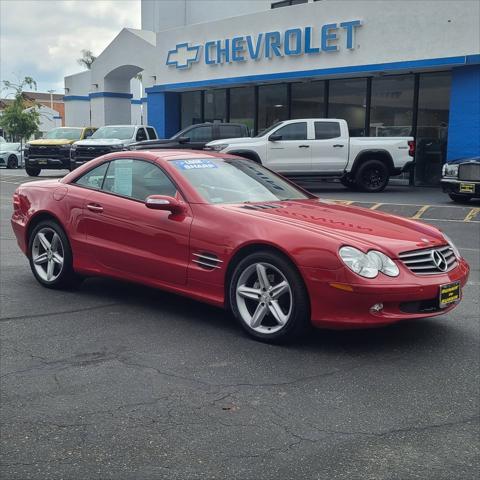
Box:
0 0 141 96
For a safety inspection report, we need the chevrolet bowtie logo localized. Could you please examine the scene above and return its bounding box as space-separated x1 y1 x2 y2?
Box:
166 43 201 69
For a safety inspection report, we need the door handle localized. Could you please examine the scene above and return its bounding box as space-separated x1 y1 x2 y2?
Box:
298 145 310 148
87 203 104 213
333 144 345 148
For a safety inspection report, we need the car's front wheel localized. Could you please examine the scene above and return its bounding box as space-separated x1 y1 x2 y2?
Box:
229 251 310 343
28 220 80 289
449 193 472 203
7 155 18 169
26 166 41 177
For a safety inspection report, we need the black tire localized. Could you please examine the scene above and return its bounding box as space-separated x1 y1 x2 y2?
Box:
28 220 81 289
340 174 358 190
355 160 389 192
449 193 472 203
7 155 18 169
229 250 310 343
26 166 41 177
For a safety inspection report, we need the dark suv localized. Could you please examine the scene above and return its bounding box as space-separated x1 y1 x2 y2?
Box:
129 122 250 151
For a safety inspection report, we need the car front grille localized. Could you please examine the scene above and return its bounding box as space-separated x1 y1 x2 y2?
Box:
398 245 457 275
458 163 480 181
74 146 112 160
29 146 62 158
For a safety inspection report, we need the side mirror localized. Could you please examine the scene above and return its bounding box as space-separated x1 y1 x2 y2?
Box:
178 136 190 144
269 134 282 142
145 195 185 214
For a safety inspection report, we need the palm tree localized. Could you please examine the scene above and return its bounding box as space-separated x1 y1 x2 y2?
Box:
77 50 96 70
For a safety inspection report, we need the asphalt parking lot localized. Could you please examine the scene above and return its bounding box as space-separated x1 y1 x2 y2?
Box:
1 169 479 480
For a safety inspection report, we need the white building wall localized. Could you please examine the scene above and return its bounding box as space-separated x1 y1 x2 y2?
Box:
64 70 91 126
131 103 143 124
141 0 273 32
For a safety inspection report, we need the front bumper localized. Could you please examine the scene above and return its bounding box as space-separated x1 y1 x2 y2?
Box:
441 178 480 197
302 259 470 328
26 156 70 169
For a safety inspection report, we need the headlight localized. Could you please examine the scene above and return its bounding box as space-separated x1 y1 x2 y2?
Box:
24 144 30 150
110 144 123 150
209 144 228 152
339 246 399 278
443 233 461 259
71 144 78 150
442 163 459 178
60 144 71 149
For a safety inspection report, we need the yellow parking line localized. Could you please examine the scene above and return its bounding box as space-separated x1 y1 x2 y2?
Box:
370 203 383 210
464 208 480 222
411 205 431 219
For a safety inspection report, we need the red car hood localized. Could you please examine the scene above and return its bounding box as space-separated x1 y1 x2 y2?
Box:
222 199 446 257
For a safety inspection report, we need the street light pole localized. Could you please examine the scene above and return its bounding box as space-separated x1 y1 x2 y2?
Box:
47 89 55 110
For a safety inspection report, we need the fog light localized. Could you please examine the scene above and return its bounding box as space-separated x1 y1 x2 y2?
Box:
370 303 384 313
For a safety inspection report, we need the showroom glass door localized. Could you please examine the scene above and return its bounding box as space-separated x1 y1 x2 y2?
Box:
415 72 451 186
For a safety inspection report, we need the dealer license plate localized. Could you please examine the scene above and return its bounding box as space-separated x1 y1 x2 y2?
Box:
459 183 475 193
37 159 48 165
439 281 461 308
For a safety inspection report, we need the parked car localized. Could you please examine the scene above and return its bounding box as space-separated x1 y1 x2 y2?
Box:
441 157 480 202
70 125 157 169
12 150 469 343
206 118 415 192
0 142 23 169
130 122 250 151
24 127 96 176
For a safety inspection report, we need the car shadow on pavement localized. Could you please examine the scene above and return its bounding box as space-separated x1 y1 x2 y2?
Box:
79 276 454 354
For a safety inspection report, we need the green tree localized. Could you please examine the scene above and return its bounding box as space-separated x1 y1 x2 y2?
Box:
0 77 40 147
77 49 96 70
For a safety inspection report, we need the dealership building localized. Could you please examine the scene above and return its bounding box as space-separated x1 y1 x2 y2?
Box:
64 0 480 186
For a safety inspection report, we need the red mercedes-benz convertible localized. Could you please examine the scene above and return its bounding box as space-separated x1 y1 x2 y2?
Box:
11 150 469 342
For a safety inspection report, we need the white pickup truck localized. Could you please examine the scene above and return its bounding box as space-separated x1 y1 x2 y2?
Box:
206 119 415 192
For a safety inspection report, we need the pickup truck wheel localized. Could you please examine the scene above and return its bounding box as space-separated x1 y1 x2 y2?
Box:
340 175 358 190
449 193 472 203
355 160 389 192
26 166 41 177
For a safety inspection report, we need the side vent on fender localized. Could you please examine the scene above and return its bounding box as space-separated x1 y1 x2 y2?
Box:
192 252 223 270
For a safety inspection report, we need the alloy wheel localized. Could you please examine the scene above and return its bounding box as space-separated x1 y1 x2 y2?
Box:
235 262 293 334
31 227 64 282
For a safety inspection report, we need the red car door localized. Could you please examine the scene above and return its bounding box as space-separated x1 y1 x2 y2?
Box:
81 158 192 286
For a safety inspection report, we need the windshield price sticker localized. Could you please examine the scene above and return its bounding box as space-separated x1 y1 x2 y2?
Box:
174 159 218 170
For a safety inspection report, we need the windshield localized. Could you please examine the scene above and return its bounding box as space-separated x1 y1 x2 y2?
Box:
255 121 284 138
172 158 310 204
45 128 82 140
91 126 135 140
0 143 19 151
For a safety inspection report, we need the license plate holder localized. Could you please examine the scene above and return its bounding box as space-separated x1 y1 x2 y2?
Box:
459 182 475 193
439 281 461 308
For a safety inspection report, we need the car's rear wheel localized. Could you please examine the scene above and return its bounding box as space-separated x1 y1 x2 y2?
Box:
29 220 80 289
229 251 310 343
355 160 389 192
7 155 18 169
26 166 41 176
449 193 472 203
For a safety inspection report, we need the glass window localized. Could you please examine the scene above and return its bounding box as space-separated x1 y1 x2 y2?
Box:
181 91 202 128
415 72 451 186
146 127 157 140
102 159 177 201
328 78 367 136
171 158 309 204
44 128 83 140
258 84 288 133
218 125 244 139
315 121 341 140
187 125 212 142
74 163 108 190
291 81 325 119
91 126 135 140
370 75 414 137
274 122 307 140
229 86 255 133
204 89 226 123
135 128 147 142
